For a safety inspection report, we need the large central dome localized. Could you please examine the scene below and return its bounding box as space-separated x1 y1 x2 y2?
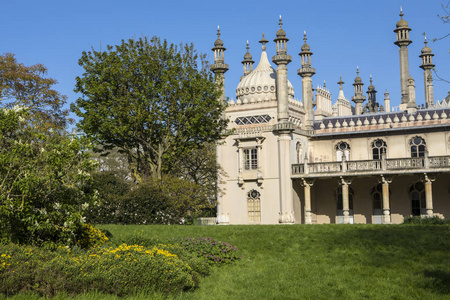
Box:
236 47 294 104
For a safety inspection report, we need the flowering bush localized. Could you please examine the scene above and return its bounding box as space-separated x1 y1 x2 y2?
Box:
76 224 109 249
178 237 242 265
0 107 98 248
0 243 198 297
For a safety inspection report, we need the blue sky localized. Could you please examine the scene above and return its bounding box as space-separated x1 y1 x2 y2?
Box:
2 0 449 124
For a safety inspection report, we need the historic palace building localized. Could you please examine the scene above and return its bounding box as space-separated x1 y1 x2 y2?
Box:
212 10 450 224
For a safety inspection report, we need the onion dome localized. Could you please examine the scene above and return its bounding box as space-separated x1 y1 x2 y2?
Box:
236 33 294 103
242 41 254 62
421 37 432 54
276 15 286 38
212 26 225 50
368 75 375 91
301 31 311 52
396 8 408 28
354 66 362 83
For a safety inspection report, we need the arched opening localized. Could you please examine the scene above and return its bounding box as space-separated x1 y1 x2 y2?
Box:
247 189 261 222
371 183 383 224
409 182 425 217
371 139 387 160
410 136 426 158
335 142 350 162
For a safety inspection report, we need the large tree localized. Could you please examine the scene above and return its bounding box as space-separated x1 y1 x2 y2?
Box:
0 53 71 130
72 37 227 180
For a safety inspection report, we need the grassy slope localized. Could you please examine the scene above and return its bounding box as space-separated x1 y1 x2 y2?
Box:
2 224 449 300
101 224 450 300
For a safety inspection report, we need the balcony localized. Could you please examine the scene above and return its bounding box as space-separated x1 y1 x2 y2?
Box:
291 155 450 178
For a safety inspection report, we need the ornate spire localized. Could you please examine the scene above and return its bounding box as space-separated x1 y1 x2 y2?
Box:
338 76 344 90
259 32 268 51
242 40 254 77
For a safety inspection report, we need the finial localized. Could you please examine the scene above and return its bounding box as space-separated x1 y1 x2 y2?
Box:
323 80 326 88
259 32 268 51
217 26 221 38
246 40 249 50
279 15 282 28
356 66 360 75
338 76 344 90
370 74 373 84
303 31 307 43
423 32 428 45
400 6 404 19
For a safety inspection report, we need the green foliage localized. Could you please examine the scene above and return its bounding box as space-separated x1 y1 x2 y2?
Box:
177 237 241 265
0 107 98 247
72 37 227 181
86 175 215 225
76 224 110 249
0 53 71 131
402 215 449 224
0 242 198 297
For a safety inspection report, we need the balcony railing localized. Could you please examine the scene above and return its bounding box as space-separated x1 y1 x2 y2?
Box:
292 155 450 176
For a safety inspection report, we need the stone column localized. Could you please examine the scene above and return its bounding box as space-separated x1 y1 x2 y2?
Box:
301 179 315 224
380 175 393 224
278 132 294 223
340 177 352 224
423 173 435 217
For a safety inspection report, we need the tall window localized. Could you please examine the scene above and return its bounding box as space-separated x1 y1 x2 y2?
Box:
410 136 426 157
247 189 261 222
335 142 350 161
244 148 258 170
371 184 383 210
371 139 387 160
410 182 425 216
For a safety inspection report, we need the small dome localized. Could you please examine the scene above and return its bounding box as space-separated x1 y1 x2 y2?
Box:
301 42 310 52
276 28 286 38
396 18 408 28
244 51 253 60
421 43 432 54
396 10 409 28
214 38 224 47
354 74 362 83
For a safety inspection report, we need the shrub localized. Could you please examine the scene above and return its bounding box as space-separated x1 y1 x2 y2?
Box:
76 224 109 249
0 243 198 297
402 216 449 225
0 107 99 248
177 237 242 265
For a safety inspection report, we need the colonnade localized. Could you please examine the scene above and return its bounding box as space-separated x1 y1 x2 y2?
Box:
300 173 435 224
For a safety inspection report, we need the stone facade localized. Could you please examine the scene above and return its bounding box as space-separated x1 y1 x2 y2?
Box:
212 12 450 225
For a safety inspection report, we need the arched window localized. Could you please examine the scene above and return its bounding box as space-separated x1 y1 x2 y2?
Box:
409 182 425 216
371 183 383 224
410 136 426 157
247 189 261 222
371 139 387 160
371 184 383 210
336 186 354 224
335 142 350 161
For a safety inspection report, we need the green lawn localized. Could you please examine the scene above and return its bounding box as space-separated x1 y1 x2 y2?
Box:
2 224 450 299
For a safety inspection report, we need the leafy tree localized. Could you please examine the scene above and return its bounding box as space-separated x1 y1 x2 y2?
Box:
72 37 227 181
0 106 98 247
0 53 71 131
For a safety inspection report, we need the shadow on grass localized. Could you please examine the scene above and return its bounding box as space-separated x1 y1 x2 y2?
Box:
423 270 450 295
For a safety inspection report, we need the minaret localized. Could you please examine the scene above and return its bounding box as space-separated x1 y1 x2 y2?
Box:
241 41 254 79
272 16 292 124
419 35 435 108
297 31 316 129
210 26 229 104
366 75 379 113
394 8 412 110
272 16 294 224
351 67 366 115
384 90 391 112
